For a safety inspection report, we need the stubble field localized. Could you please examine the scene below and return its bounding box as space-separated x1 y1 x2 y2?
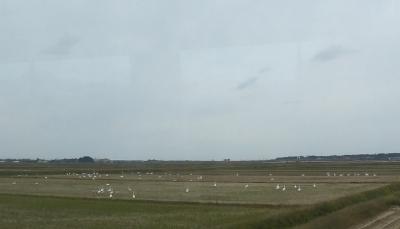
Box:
1 161 400 228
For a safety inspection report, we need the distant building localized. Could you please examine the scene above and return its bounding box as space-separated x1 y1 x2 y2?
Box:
36 159 48 163
95 158 112 163
224 158 230 163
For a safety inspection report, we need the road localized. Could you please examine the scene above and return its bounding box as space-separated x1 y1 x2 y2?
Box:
353 207 400 229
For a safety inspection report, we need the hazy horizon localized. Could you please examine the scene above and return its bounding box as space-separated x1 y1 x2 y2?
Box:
1 0 400 160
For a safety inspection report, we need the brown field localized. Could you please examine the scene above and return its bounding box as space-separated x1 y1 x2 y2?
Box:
1 161 400 228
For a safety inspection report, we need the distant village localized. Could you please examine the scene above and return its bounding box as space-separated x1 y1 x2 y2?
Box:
275 153 400 161
2 153 400 164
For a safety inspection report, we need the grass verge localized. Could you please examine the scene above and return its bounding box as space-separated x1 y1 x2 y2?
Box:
238 183 400 229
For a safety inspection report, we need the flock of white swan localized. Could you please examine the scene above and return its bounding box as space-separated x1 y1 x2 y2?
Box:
8 171 377 200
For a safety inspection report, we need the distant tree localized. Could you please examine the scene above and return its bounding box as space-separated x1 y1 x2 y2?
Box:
78 156 95 163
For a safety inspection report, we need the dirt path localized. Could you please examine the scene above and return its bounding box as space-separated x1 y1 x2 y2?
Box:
353 207 400 229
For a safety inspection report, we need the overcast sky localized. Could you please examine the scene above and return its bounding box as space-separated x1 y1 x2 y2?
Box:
1 0 400 160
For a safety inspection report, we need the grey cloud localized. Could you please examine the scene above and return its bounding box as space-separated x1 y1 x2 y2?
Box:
236 77 259 90
283 99 303 105
43 35 80 55
235 67 268 91
258 67 270 74
312 45 356 62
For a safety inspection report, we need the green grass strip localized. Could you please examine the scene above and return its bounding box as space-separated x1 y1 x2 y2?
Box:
239 183 400 229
